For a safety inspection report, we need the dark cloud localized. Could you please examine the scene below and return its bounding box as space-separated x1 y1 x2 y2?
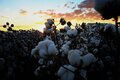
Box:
19 9 28 15
70 0 101 20
63 1 77 9
78 0 95 8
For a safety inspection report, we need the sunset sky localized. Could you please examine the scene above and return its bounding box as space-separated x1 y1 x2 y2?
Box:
0 0 114 31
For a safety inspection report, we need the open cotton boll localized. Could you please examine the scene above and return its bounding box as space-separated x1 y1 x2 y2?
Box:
72 29 78 36
68 50 82 66
61 41 71 55
82 53 97 68
57 65 76 80
48 43 58 55
32 39 57 58
67 29 73 37
31 46 39 58
67 29 78 37
43 39 58 55
64 26 71 31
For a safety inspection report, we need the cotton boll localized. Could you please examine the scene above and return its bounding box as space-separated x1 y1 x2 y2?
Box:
72 29 78 36
44 39 58 55
67 29 78 37
68 50 82 66
64 26 71 31
57 65 76 80
61 41 71 55
32 39 57 58
82 53 97 68
67 29 73 37
31 46 39 58
38 48 47 58
48 43 58 55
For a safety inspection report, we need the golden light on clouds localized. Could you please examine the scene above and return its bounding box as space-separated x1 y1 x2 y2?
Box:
0 0 118 32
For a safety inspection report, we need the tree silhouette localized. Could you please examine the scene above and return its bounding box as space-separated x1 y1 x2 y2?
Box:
94 1 120 79
94 0 120 35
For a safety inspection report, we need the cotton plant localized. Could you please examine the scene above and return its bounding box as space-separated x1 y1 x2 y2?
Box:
44 20 54 35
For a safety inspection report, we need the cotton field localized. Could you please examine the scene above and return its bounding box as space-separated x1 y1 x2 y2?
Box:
31 18 120 80
0 18 120 80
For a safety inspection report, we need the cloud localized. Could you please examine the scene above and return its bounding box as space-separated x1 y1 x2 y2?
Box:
19 9 28 15
63 1 77 9
78 0 95 8
33 0 102 22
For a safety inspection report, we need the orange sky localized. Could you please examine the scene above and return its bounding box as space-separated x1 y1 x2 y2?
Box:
0 0 116 32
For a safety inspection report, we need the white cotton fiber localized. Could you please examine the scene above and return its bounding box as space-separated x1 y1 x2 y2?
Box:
67 29 73 36
82 53 97 68
31 39 58 58
72 29 78 36
61 41 71 55
67 29 78 37
31 46 39 58
48 43 58 55
64 26 71 31
57 65 76 80
68 50 82 66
